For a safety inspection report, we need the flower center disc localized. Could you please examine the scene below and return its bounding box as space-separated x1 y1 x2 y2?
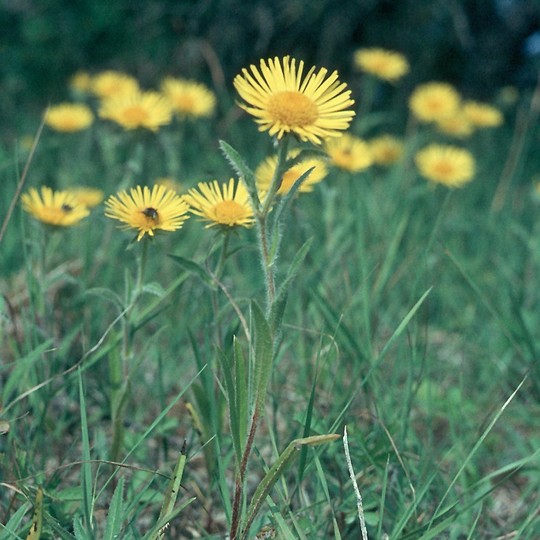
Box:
123 106 149 124
432 160 455 179
267 91 318 127
214 200 245 225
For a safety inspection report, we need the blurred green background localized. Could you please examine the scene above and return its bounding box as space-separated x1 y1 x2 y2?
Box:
1 0 539 138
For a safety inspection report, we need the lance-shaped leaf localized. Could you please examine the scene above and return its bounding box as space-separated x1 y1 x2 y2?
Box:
219 140 260 211
251 301 274 416
241 434 341 540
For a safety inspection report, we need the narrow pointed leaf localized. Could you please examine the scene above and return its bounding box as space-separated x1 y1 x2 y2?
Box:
241 434 340 540
25 487 43 540
103 477 124 540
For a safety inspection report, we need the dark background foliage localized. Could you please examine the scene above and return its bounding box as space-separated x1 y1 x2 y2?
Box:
1 0 539 136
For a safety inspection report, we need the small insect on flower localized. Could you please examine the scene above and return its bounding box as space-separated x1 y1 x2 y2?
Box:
105 185 190 241
142 207 159 220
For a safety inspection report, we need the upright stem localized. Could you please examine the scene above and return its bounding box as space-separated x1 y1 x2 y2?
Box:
256 135 290 312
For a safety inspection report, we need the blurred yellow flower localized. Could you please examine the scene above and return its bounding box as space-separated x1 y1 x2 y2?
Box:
185 178 254 228
325 134 372 172
256 151 328 195
369 135 404 165
21 187 90 226
99 91 173 131
91 70 139 99
415 144 475 188
234 56 355 144
45 103 94 132
436 112 474 138
161 78 216 118
66 187 104 208
353 48 409 82
105 185 190 241
409 82 461 122
70 71 92 93
463 101 503 128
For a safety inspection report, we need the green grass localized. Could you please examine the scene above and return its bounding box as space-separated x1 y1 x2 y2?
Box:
1 62 539 540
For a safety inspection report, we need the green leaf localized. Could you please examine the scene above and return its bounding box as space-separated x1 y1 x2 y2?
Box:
141 282 166 297
167 254 216 289
241 434 340 540
25 487 43 540
219 140 260 210
103 477 125 540
78 370 94 538
152 443 188 539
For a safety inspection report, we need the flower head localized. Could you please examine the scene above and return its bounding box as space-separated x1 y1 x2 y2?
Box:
353 48 409 82
105 185 190 240
99 91 173 131
325 134 372 172
70 72 92 94
436 112 474 138
45 103 94 132
21 187 90 226
184 178 254 229
91 70 139 99
66 187 104 208
409 82 461 122
415 144 475 188
256 151 328 195
369 135 404 165
463 101 503 128
234 56 355 144
161 77 216 118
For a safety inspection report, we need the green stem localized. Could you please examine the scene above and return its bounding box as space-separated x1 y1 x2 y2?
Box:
256 136 290 311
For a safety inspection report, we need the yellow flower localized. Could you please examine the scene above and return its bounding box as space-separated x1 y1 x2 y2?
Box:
91 70 139 99
105 185 190 241
415 144 475 188
21 187 90 226
161 77 216 118
154 177 183 193
369 135 404 166
463 101 503 128
234 56 355 144
353 48 409 82
256 151 328 195
66 187 104 208
99 91 173 131
184 178 254 228
409 82 461 123
324 134 372 172
436 111 474 138
70 71 92 93
44 103 94 132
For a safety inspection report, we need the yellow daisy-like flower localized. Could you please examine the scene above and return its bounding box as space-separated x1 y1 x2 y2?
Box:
324 133 372 172
436 111 474 138
256 151 329 195
369 135 404 165
353 48 409 82
415 144 475 188
184 178 254 228
66 187 104 208
161 77 216 118
91 70 140 99
21 187 90 226
233 56 355 144
99 91 173 131
70 71 92 94
463 101 503 128
105 185 190 241
44 103 94 132
409 82 461 123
